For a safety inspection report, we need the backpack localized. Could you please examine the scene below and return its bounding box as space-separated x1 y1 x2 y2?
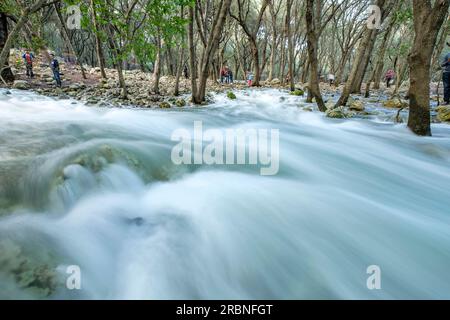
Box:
25 53 32 64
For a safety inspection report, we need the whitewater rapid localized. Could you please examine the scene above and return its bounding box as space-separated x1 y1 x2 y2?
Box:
0 88 450 299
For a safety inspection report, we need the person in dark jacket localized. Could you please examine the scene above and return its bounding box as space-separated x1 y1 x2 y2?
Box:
442 51 450 105
50 53 62 87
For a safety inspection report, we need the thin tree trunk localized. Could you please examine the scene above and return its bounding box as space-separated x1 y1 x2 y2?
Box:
286 0 295 91
90 0 107 79
152 31 162 94
305 0 326 112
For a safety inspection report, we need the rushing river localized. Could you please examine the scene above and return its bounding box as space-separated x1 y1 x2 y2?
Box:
0 88 450 299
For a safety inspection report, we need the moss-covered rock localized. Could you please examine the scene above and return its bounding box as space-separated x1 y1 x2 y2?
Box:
326 107 347 119
437 106 450 122
289 89 304 96
227 91 237 100
159 101 171 109
175 99 186 107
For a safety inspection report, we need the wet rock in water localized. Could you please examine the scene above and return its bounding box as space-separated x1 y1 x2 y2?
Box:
175 99 186 107
13 80 30 90
383 99 408 109
86 98 99 105
437 106 450 122
0 239 58 298
289 89 304 96
326 106 347 119
349 100 365 111
227 91 237 100
159 101 171 109
302 107 313 112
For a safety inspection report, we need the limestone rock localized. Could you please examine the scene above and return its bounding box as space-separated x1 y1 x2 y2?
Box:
326 107 347 119
13 80 30 90
437 106 450 122
349 100 365 111
383 99 408 109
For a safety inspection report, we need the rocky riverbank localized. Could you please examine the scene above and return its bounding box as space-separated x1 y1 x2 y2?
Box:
2 50 450 123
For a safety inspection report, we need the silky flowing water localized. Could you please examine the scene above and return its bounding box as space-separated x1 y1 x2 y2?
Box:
0 88 449 299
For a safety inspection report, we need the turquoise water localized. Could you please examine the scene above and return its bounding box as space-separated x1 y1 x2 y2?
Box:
0 89 450 299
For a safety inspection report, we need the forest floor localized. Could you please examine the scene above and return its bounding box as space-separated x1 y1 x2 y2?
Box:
2 50 450 124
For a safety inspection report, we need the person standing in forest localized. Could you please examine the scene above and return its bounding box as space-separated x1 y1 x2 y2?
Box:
183 65 189 79
50 53 62 88
228 69 233 84
246 70 254 87
385 69 395 88
220 66 227 84
22 50 34 78
441 51 450 105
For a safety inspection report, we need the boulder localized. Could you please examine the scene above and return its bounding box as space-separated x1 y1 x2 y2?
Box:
383 99 408 109
175 99 186 107
159 101 171 109
13 80 30 90
326 107 347 119
437 106 450 122
271 78 281 85
349 100 365 111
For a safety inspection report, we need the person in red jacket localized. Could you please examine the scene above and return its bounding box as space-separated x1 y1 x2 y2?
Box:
22 50 35 78
385 69 395 88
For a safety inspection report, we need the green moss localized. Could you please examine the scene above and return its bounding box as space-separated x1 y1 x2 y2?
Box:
227 91 237 100
289 89 304 96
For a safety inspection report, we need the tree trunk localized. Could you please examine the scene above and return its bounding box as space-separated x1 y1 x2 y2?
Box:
187 5 198 103
286 0 295 91
0 13 14 83
407 0 449 136
192 0 232 103
152 31 162 94
305 0 326 112
336 0 388 107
